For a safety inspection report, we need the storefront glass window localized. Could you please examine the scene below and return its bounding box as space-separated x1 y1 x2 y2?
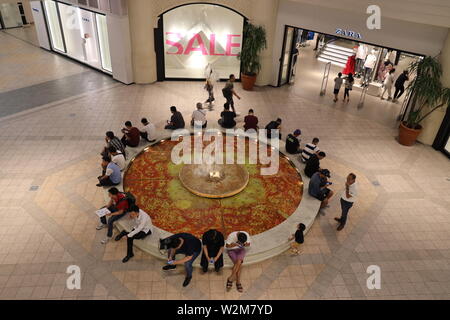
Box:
95 13 112 72
43 0 64 52
163 4 244 79
57 2 101 69
0 3 23 28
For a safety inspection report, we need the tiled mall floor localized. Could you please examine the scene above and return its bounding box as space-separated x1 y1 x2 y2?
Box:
0 27 450 300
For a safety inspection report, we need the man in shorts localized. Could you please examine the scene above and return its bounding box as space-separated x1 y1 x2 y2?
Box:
308 169 334 210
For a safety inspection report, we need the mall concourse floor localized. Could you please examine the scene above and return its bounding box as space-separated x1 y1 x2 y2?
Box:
1 30 450 301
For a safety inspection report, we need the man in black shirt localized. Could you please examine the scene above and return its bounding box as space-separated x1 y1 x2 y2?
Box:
165 106 185 130
286 129 302 154
218 103 237 128
304 152 326 178
162 233 202 287
265 118 282 139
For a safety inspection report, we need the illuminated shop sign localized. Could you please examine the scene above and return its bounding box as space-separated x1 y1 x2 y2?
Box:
163 4 244 79
335 28 362 39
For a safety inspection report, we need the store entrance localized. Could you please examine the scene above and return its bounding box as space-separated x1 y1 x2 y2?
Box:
278 27 423 127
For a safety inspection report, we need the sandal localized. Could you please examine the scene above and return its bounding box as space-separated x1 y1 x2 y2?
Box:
236 283 243 293
226 279 233 290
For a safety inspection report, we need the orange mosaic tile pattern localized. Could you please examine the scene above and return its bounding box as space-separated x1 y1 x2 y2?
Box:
123 137 303 237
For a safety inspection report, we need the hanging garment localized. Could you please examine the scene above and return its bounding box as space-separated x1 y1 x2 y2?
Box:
307 31 315 40
342 55 356 75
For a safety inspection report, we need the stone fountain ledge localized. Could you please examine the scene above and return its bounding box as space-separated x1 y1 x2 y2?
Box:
101 129 321 268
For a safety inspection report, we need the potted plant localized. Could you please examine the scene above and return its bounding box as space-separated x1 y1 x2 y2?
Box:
238 23 267 90
399 56 450 146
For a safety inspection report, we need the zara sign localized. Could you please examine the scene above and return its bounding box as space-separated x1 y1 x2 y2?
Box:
335 28 363 40
163 4 244 79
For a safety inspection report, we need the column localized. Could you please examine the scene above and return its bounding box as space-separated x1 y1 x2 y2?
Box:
126 0 157 84
417 30 450 145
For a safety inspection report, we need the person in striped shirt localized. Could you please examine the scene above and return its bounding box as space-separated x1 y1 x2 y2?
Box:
103 131 126 159
301 137 320 162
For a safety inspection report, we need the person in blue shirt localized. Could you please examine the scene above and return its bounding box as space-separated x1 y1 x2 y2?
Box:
308 169 334 209
97 156 121 187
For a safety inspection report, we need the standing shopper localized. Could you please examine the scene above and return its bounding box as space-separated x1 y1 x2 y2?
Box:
204 77 215 106
335 173 358 231
333 72 343 102
380 69 396 100
222 74 241 114
343 73 354 102
392 70 409 102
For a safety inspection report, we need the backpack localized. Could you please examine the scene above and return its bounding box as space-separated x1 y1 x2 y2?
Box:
222 86 232 98
119 192 136 209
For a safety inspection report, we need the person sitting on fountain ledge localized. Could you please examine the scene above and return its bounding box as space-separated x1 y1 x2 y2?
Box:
244 109 258 131
200 229 225 273
265 118 282 139
139 118 156 143
191 102 207 128
304 151 326 178
162 233 202 287
96 187 130 244
218 103 236 128
165 106 185 130
102 131 125 159
121 121 140 148
97 156 121 187
115 205 153 263
226 230 251 293
285 129 302 154
308 169 334 210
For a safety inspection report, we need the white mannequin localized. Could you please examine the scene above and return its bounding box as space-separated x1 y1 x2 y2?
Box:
356 44 368 60
364 49 377 69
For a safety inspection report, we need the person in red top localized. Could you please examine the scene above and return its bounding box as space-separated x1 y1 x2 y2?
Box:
243 109 258 131
96 187 130 244
121 121 140 147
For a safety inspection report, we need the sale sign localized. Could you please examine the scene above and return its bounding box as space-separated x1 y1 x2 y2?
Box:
163 4 244 79
165 32 241 56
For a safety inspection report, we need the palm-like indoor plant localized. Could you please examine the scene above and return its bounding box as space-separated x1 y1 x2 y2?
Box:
399 55 450 146
238 23 267 90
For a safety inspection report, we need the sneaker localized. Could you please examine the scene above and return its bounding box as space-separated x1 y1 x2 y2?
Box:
337 224 344 231
162 265 177 271
380 97 384 100
183 276 192 287
122 255 134 263
96 183 103 187
101 237 111 244
96 223 107 230
334 217 342 223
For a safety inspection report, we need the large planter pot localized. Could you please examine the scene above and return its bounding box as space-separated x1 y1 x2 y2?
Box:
398 121 422 146
241 73 257 91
